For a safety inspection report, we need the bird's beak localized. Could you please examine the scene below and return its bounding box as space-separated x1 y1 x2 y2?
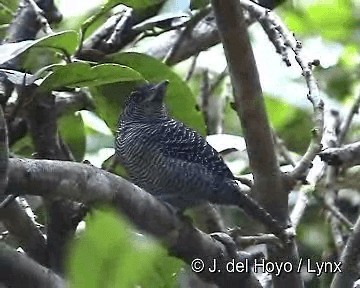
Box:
150 80 169 102
155 80 169 90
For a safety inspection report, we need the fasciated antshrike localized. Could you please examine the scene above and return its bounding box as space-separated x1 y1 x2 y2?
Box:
116 81 288 241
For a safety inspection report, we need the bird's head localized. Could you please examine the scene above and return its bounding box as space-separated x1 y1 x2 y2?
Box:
122 80 169 120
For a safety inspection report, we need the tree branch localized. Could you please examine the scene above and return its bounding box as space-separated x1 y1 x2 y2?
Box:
211 0 282 212
26 87 82 273
5 158 261 287
0 242 65 288
0 199 47 265
319 142 360 167
331 213 360 288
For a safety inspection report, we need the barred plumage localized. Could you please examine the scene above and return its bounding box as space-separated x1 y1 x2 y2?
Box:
116 81 287 240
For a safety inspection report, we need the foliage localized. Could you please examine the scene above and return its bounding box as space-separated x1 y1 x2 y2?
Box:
1 0 360 287
68 209 182 288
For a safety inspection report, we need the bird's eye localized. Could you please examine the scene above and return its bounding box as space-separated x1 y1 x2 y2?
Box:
130 92 143 103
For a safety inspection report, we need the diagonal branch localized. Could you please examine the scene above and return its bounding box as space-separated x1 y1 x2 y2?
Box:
319 141 360 167
0 98 47 264
210 0 283 220
0 242 65 288
5 158 261 288
331 213 360 288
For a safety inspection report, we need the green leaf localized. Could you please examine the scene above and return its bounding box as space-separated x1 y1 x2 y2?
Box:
10 134 34 157
265 96 312 153
68 210 130 288
284 0 354 42
39 62 143 91
90 81 144 132
0 30 79 66
58 112 86 162
102 155 128 178
32 30 79 55
68 209 173 288
0 2 15 24
306 0 353 41
0 0 19 12
106 52 206 134
191 0 210 9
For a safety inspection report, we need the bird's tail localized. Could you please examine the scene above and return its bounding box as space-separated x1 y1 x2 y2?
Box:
225 182 290 243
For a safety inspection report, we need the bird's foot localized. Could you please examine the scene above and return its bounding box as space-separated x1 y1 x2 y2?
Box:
278 225 296 245
211 232 239 259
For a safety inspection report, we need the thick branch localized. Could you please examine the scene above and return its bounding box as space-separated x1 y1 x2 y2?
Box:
210 2 303 288
0 199 47 264
211 0 282 219
0 93 47 263
319 142 360 167
5 158 261 287
26 88 81 273
0 242 65 288
331 214 360 288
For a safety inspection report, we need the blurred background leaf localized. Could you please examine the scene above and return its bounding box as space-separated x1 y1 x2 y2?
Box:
68 209 182 288
58 112 86 161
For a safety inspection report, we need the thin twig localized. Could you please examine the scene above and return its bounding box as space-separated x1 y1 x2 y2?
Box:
272 131 311 230
290 187 311 229
200 69 211 134
315 194 353 229
239 0 324 181
209 67 228 95
229 227 283 247
185 53 199 82
330 217 345 254
164 5 211 64
321 109 348 254
273 131 296 167
240 0 290 66
339 92 360 144
0 194 16 209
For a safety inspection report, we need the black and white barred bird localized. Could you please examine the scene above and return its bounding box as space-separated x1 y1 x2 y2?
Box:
116 81 287 240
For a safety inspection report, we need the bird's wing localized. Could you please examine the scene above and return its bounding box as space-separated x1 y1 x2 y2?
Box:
152 119 234 179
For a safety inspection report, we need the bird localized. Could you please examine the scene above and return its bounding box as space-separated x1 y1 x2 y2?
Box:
115 80 288 241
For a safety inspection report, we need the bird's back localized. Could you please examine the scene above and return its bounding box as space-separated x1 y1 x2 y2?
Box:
116 115 236 209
